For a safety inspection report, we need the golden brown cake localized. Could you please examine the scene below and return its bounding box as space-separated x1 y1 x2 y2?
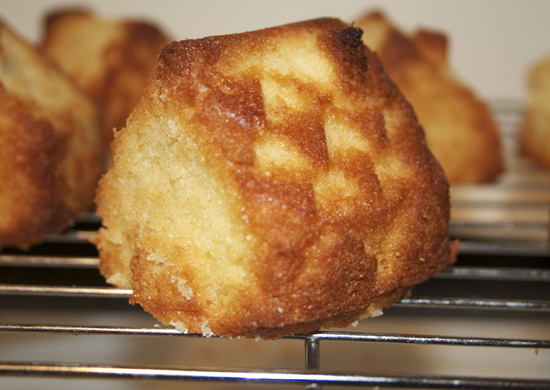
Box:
520 54 550 171
356 11 503 184
41 9 170 156
0 19 102 248
93 18 458 339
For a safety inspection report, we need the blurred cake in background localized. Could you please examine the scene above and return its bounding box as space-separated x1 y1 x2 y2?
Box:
356 11 503 184
41 9 171 160
520 53 550 171
0 18 102 248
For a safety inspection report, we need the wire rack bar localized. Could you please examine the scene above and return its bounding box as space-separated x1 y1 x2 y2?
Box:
3 254 550 281
305 331 550 348
0 284 131 298
1 284 549 311
434 267 550 281
34 213 549 244
397 297 550 311
41 231 95 243
0 255 98 268
456 241 550 256
19 226 548 244
1 324 548 349
1 362 548 389
305 337 321 369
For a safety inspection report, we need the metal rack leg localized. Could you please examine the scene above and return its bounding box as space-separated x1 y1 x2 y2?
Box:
305 337 322 390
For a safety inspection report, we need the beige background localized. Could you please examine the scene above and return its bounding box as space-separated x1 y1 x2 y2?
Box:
1 0 550 101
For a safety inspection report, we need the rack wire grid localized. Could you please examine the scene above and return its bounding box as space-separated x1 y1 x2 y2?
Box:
1 100 549 390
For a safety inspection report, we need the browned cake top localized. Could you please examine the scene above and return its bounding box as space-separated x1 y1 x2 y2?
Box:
96 18 455 338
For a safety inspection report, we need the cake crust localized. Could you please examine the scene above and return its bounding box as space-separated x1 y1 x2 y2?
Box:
94 18 457 339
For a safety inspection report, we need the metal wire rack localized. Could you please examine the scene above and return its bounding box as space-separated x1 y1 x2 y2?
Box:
1 100 549 389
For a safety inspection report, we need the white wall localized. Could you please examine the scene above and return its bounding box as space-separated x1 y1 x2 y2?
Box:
1 0 549 100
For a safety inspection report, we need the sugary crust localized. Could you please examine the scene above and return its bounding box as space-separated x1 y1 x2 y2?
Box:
0 18 102 248
41 9 170 156
94 18 457 339
356 11 503 184
520 54 550 171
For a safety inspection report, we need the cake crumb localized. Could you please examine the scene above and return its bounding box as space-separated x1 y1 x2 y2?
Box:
170 321 189 333
201 321 214 337
171 276 193 300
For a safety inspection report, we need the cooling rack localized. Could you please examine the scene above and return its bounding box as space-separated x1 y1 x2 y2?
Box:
1 100 549 390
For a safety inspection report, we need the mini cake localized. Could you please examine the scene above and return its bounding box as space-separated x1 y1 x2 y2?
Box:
520 54 550 171
0 19 102 248
41 9 170 157
93 18 457 339
356 11 503 184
